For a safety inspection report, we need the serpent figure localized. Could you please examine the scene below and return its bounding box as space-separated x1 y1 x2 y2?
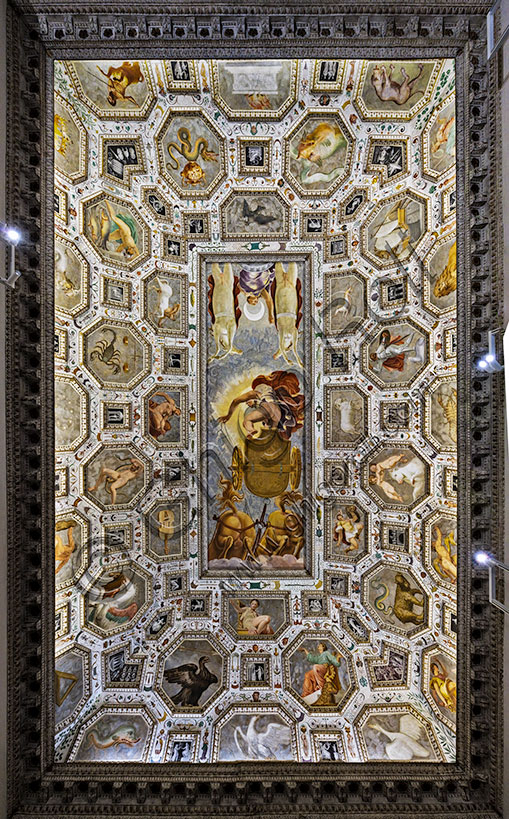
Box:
373 581 392 615
167 127 218 186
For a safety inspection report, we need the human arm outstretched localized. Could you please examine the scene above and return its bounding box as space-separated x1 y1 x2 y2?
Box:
218 390 258 423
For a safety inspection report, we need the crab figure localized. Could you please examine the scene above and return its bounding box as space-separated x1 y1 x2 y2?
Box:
90 329 123 375
181 161 206 185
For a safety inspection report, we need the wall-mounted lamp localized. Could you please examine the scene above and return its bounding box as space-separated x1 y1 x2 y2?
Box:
0 222 23 288
477 331 504 372
474 551 509 615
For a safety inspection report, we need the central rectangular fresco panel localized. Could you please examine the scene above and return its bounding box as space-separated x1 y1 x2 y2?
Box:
53 58 458 765
202 255 311 575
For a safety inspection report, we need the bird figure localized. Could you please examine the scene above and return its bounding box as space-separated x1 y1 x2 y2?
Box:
163 655 218 707
333 286 354 318
233 716 292 760
368 714 431 760
242 199 276 226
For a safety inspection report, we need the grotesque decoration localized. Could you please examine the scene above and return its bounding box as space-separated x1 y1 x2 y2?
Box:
54 57 457 765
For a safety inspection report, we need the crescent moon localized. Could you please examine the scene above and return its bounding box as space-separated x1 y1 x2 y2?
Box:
243 299 265 322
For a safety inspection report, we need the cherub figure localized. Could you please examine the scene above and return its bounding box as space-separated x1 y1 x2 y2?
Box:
333 505 364 553
89 458 143 505
430 660 457 713
97 61 144 106
148 392 181 439
432 526 457 582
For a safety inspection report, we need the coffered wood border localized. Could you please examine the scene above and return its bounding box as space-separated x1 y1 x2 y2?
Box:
6 2 504 817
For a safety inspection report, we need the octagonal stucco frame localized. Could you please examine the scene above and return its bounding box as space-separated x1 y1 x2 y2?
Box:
283 629 357 715
283 108 354 198
156 630 229 715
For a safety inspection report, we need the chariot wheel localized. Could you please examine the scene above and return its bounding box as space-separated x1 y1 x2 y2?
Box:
289 446 302 490
231 446 244 491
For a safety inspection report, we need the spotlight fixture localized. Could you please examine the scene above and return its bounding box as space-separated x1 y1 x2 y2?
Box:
0 221 23 288
473 551 509 615
3 226 21 245
477 330 503 372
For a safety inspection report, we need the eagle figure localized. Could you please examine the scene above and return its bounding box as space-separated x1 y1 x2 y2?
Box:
163 656 218 707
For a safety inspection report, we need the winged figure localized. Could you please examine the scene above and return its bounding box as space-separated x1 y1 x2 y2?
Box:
163 656 218 706
368 714 431 760
233 716 292 760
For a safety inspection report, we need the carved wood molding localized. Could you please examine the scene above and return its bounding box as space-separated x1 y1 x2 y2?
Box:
15 8 488 44
5 2 503 817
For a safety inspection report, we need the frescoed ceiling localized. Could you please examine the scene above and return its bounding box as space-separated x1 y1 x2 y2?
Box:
54 57 457 764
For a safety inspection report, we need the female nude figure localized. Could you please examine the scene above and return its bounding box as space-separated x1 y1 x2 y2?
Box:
230 599 273 635
369 453 406 502
89 458 143 505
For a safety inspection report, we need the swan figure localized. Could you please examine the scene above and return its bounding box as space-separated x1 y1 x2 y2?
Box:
234 716 291 760
369 714 431 760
